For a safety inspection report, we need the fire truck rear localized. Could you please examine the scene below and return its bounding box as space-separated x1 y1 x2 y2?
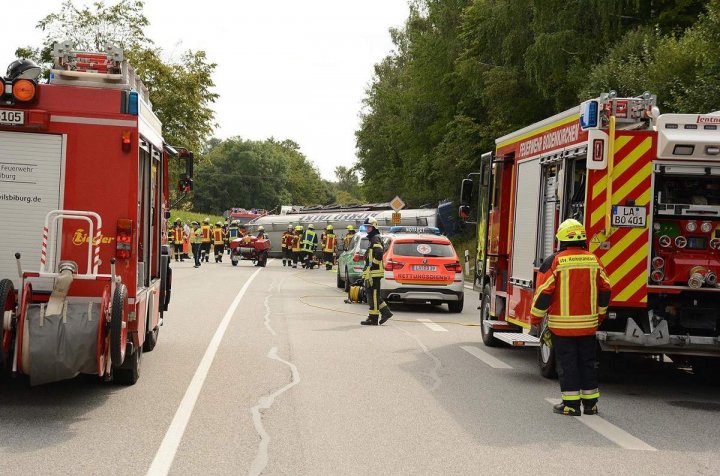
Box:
460 92 720 379
0 42 193 385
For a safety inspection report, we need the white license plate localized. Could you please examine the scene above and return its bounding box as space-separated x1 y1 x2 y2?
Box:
0 109 25 125
413 265 436 271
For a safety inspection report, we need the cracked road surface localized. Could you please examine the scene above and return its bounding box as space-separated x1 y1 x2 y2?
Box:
1 260 720 475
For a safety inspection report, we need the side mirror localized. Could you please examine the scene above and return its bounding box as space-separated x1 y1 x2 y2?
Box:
460 178 473 206
177 150 194 192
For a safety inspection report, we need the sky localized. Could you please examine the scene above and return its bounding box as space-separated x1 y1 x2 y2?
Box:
0 0 411 180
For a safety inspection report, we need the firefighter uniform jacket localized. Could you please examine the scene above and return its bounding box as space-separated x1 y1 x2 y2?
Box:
173 225 184 244
530 248 611 336
363 234 384 279
292 233 302 252
301 229 318 252
281 232 294 249
323 233 336 253
343 231 355 250
213 227 225 245
201 224 212 243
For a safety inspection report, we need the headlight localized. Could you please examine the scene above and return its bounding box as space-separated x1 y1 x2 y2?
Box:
701 222 713 233
686 221 697 232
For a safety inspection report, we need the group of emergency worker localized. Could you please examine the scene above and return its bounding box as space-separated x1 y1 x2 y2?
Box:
279 223 346 270
168 217 255 268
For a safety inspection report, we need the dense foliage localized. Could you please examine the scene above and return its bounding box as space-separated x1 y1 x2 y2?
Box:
356 0 716 206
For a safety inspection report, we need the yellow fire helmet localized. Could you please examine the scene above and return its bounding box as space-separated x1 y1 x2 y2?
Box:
556 219 586 242
295 225 303 231
326 224 333 231
258 226 265 231
346 225 354 231
308 223 315 230
364 216 378 227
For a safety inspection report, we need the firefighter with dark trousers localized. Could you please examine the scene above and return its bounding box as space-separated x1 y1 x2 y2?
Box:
322 225 336 270
281 224 294 267
213 221 225 262
292 225 303 268
530 219 611 416
301 223 319 269
200 218 212 263
190 221 203 268
172 219 185 261
360 217 393 326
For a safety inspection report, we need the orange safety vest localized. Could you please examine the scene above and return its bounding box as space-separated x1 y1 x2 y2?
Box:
530 248 612 337
292 234 302 252
201 225 211 242
323 234 336 253
213 227 224 245
173 226 184 244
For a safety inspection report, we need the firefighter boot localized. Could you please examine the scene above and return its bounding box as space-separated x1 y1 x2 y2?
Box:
553 402 581 416
360 316 379 326
379 306 393 325
583 398 599 415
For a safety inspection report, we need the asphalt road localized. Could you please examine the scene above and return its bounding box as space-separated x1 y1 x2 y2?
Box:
1 258 720 475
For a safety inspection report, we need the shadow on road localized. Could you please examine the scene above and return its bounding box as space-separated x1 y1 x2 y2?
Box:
0 374 114 452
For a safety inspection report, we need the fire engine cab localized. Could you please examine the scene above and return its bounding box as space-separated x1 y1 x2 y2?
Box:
0 42 193 385
460 92 720 379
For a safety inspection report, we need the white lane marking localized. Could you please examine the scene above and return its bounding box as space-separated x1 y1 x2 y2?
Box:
545 398 657 451
394 325 442 391
263 295 276 336
461 345 513 369
464 284 474 290
146 267 264 476
249 346 301 476
417 318 448 332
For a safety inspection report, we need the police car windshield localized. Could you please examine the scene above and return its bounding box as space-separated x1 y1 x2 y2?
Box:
393 242 453 257
357 238 370 252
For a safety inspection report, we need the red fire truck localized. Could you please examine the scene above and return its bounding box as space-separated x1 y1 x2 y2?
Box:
460 92 720 379
0 42 193 385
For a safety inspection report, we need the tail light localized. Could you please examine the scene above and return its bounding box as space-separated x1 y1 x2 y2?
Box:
116 219 133 259
384 260 405 271
444 261 463 273
352 253 364 262
651 257 665 270
12 79 37 102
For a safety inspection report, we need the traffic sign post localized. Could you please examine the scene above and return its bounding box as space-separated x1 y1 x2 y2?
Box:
390 196 405 212
391 212 401 224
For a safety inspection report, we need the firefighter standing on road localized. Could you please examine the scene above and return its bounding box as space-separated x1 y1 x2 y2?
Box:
213 221 226 262
530 219 611 416
281 224 294 267
322 225 336 270
200 218 212 263
190 221 203 268
171 218 185 262
361 217 392 326
301 223 319 269
292 225 303 268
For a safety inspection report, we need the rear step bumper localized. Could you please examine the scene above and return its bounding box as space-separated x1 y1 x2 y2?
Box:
494 332 541 347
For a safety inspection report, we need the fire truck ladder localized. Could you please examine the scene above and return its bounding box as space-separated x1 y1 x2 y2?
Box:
49 41 150 103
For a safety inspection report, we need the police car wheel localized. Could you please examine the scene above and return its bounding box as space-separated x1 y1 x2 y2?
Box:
344 269 351 292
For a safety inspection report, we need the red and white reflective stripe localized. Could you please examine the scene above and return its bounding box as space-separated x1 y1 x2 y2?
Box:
93 227 102 273
40 226 49 268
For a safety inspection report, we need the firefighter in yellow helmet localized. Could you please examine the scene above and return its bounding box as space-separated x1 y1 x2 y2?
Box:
213 221 226 262
292 225 303 268
531 219 611 416
190 221 203 268
301 223 319 269
321 224 337 270
281 224 294 267
360 217 392 325
200 217 212 262
343 224 356 251
169 218 185 262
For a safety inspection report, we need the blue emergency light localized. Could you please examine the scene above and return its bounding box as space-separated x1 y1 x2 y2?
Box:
580 100 598 130
128 90 139 115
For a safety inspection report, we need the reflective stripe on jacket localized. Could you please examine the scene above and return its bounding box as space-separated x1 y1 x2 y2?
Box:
173 226 184 244
292 234 302 252
530 248 611 336
190 228 202 244
364 238 384 279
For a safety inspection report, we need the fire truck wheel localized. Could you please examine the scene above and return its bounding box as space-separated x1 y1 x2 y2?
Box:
110 284 129 369
538 316 558 379
114 343 141 386
143 325 159 352
231 260 238 267
480 284 500 347
0 279 16 367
